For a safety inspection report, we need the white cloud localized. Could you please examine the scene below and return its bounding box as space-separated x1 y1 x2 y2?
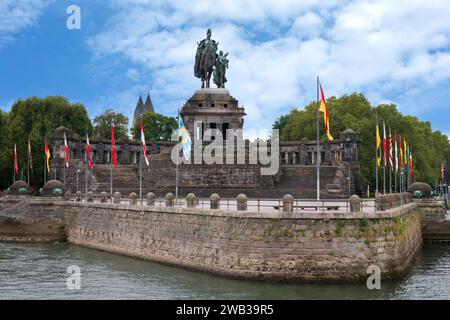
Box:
86 0 450 133
0 0 51 46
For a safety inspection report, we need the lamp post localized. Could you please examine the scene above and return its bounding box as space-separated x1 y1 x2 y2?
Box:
76 164 80 193
347 167 351 198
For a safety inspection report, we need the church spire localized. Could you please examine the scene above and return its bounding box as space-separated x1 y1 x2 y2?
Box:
133 96 145 128
144 93 154 113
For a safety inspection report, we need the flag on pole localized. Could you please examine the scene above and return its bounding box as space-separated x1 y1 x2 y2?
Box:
389 128 393 170
404 136 408 166
140 117 150 166
111 123 117 168
399 135 404 169
64 132 69 168
394 132 398 173
383 122 387 168
86 134 93 169
28 140 33 171
179 115 192 161
318 83 333 141
376 124 382 167
14 144 18 175
408 148 414 177
441 161 446 184
45 142 51 173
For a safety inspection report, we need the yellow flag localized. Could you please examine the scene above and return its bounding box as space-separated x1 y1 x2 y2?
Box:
403 137 407 165
319 83 333 140
45 143 51 173
376 125 381 166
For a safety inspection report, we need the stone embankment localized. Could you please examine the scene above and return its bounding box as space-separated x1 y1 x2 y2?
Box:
0 192 428 282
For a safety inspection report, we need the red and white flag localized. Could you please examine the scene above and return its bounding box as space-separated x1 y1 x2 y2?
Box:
64 132 69 168
140 117 149 166
14 144 18 175
86 134 93 169
389 128 393 170
394 132 398 173
111 123 117 168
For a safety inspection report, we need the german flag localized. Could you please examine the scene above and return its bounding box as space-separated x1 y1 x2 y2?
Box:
319 82 333 141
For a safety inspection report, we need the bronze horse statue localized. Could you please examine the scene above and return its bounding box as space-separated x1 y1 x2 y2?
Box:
201 47 216 88
194 29 218 89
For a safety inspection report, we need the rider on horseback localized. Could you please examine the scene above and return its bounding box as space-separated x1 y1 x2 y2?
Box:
194 29 218 88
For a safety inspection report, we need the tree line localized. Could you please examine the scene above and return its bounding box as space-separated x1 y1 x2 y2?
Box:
0 96 177 191
273 92 450 191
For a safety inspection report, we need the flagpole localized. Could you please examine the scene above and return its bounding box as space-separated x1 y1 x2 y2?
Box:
63 161 66 185
27 143 30 185
85 133 88 202
13 145 16 183
389 128 392 194
110 123 113 198
176 108 180 203
110 152 113 198
44 142 47 185
375 116 378 195
316 76 320 201
140 147 142 205
139 116 143 205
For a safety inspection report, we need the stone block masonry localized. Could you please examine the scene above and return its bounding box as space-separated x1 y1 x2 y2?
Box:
61 202 422 282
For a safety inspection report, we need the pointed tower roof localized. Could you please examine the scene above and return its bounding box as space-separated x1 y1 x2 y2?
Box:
132 96 145 128
144 93 155 113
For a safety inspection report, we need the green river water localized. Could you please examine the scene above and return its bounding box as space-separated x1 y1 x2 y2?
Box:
0 242 449 299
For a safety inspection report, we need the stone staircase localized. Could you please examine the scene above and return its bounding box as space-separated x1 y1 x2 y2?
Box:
277 163 363 199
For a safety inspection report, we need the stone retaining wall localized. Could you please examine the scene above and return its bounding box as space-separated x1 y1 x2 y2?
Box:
0 197 423 282
63 202 422 282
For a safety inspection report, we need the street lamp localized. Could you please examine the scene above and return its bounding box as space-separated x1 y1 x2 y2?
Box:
76 164 80 193
400 171 404 193
347 166 351 198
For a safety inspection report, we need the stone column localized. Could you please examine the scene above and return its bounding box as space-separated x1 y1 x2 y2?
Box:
186 193 196 208
87 191 94 203
100 191 108 203
210 193 220 209
129 192 138 206
282 194 294 212
75 191 82 202
285 152 289 165
129 192 137 206
165 193 175 207
113 192 121 204
147 192 156 206
349 195 361 212
237 194 248 211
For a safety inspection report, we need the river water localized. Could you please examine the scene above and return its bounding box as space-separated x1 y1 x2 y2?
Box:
1 242 449 300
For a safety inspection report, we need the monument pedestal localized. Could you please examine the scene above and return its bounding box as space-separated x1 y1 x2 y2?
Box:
180 88 246 140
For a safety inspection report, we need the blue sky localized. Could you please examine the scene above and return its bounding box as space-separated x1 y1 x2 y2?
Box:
0 0 449 137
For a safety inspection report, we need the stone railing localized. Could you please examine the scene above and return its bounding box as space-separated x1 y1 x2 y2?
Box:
374 193 413 211
61 191 383 214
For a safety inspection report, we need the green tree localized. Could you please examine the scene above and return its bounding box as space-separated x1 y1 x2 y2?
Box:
3 96 92 191
274 92 450 192
93 109 129 140
131 112 177 142
0 111 12 190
